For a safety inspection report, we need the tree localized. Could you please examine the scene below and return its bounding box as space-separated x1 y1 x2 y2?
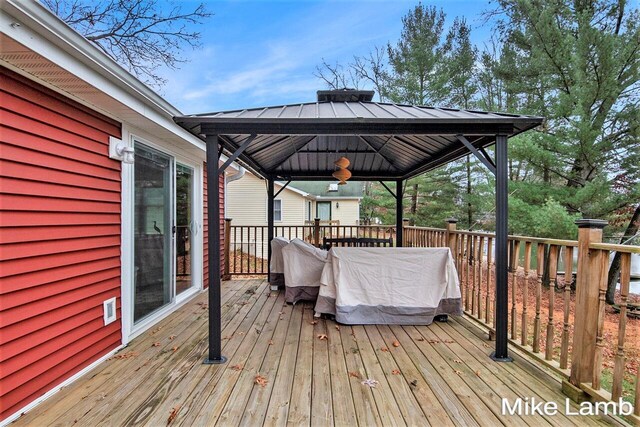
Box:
314 47 390 101
441 17 481 229
493 0 640 219
386 3 447 105
43 0 212 87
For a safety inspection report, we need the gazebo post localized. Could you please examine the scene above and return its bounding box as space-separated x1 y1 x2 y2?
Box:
396 179 404 247
491 133 512 362
267 178 276 291
204 134 226 364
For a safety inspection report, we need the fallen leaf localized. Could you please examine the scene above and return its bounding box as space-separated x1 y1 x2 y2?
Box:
152 342 161 347
475 370 481 377
391 369 401 375
453 359 462 364
454 369 462 375
482 343 490 348
361 378 379 388
444 340 455 344
309 320 318 325
255 375 268 387
167 405 180 425
169 335 176 340
349 371 361 379
317 334 328 340
238 331 245 336
392 340 400 347
410 379 418 386
427 339 439 344
113 351 138 359
230 364 243 371
172 346 178 352
416 337 425 342
380 347 389 352
335 325 340 330
268 340 274 345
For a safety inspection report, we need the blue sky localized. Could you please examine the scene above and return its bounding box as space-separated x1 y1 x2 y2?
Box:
158 1 495 114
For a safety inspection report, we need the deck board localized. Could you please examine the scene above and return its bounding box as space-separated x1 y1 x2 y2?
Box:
12 279 625 427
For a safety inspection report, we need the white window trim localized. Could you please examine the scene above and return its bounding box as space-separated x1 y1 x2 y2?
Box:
120 127 204 345
265 198 283 223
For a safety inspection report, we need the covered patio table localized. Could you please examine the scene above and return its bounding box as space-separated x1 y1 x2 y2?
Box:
316 247 462 324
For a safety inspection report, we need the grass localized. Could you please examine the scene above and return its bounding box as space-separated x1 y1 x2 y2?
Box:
599 369 637 405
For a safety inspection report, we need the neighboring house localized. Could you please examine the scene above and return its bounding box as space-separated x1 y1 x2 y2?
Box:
292 180 363 225
225 171 363 227
225 171 363 257
0 1 236 423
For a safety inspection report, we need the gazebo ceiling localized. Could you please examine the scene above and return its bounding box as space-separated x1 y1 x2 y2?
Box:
174 97 543 181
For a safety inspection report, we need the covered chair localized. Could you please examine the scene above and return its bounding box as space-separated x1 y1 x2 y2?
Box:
269 237 289 288
282 238 328 303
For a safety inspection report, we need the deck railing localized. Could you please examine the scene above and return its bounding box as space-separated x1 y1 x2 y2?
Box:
221 217 639 421
223 219 394 275
583 242 640 417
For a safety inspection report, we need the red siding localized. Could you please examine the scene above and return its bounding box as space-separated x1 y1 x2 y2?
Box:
0 67 122 420
202 162 225 288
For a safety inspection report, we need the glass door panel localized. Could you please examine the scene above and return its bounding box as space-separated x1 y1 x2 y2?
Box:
317 201 331 220
134 144 172 323
176 163 194 295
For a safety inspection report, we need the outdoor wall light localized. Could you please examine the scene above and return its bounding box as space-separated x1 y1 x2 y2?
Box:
336 202 340 208
109 136 135 164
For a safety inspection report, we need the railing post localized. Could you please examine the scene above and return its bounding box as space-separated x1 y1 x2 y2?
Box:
222 218 232 280
563 219 607 401
446 218 458 258
313 218 321 247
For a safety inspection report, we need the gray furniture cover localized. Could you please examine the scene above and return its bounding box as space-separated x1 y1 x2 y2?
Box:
316 247 462 324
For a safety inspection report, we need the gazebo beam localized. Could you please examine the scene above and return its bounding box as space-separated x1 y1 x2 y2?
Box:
199 122 518 136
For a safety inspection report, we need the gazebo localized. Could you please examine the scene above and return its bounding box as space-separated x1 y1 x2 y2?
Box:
174 89 543 365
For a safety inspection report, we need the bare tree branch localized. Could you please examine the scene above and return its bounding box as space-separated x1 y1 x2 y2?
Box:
43 0 212 87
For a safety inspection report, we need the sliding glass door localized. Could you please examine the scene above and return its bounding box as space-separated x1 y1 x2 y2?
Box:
133 144 172 322
175 163 194 295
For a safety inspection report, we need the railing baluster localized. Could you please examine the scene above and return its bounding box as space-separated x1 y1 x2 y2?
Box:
469 236 475 315
560 246 573 369
522 241 532 346
592 248 609 390
533 243 544 353
612 252 631 401
511 239 521 340
477 236 484 320
233 226 237 273
545 245 559 361
486 237 493 327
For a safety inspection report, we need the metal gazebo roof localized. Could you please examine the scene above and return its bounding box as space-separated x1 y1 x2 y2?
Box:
174 100 543 181
174 90 544 366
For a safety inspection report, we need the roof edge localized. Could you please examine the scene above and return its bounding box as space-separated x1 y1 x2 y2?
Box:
4 0 184 118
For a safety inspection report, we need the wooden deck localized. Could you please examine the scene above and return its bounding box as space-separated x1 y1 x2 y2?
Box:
14 279 626 426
